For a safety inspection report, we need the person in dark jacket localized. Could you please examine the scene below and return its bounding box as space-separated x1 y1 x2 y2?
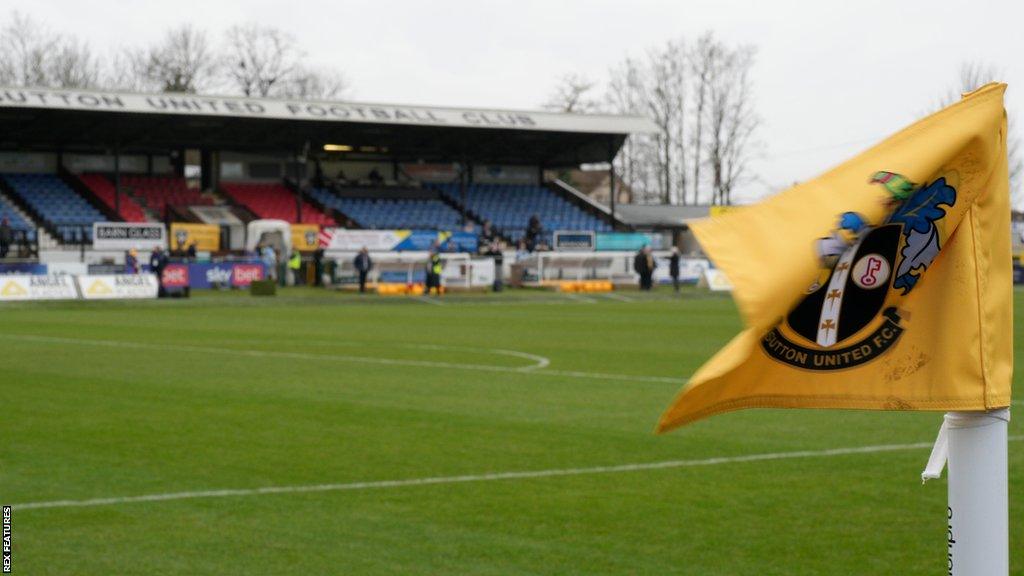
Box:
633 245 656 291
525 214 542 252
669 246 681 293
478 220 497 253
353 247 372 293
0 218 12 259
149 246 169 296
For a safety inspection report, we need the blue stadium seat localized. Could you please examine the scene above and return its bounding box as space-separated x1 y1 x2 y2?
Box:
428 182 611 244
309 188 463 230
2 173 104 242
0 193 36 242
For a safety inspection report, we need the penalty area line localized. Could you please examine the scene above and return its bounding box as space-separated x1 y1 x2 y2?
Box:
16 436 1021 511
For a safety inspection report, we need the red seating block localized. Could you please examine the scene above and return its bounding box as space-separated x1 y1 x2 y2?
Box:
79 174 148 222
221 182 334 225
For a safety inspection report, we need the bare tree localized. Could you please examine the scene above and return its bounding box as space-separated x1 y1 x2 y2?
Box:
123 24 217 93
939 62 1021 195
0 12 103 89
543 73 601 113
688 33 720 205
280 67 349 100
0 12 54 87
223 24 301 97
606 58 656 203
48 38 101 89
643 39 687 204
594 32 760 206
704 46 759 205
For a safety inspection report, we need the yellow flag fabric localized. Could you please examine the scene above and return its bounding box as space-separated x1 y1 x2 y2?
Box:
658 83 1013 432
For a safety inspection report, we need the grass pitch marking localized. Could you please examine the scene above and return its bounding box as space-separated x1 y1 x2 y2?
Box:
404 343 550 371
16 437 1022 511
0 333 680 384
600 292 635 303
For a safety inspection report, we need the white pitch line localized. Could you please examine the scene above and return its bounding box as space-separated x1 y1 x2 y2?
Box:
402 343 550 371
0 334 681 384
600 292 634 303
413 296 446 306
16 436 1022 511
563 293 598 304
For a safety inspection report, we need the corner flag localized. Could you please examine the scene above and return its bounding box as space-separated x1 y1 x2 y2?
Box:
658 83 1012 432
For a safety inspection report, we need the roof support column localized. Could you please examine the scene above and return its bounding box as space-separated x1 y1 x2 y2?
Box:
114 141 121 218
293 152 303 223
200 149 215 191
608 136 616 231
458 161 468 227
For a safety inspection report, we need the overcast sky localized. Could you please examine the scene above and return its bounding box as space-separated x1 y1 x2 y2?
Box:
9 0 1024 203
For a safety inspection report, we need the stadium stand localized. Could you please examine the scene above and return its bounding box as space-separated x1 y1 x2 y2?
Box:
429 182 612 242
0 192 37 242
79 173 214 221
308 187 463 230
2 173 105 242
78 174 148 222
122 174 213 219
221 181 334 225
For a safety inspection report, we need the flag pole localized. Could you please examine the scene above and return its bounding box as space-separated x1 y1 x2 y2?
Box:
944 408 1009 575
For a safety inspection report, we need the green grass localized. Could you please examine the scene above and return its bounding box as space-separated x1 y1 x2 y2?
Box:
1 287 1021 575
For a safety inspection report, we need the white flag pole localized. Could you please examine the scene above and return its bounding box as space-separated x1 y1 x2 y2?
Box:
942 409 1010 575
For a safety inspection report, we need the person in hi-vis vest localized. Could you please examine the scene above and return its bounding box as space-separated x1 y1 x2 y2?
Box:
424 244 443 296
288 251 302 286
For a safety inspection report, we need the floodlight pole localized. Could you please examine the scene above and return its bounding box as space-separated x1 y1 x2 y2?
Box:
943 409 1009 575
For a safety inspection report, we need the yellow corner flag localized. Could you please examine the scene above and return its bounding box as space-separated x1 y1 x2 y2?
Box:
658 83 1013 432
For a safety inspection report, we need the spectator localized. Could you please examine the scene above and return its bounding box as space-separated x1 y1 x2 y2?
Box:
313 248 325 286
634 245 656 291
478 220 496 253
260 243 278 281
353 247 372 293
526 214 542 251
486 240 504 292
368 168 384 186
125 248 139 274
514 239 530 262
186 242 197 260
0 217 10 259
149 246 169 297
288 250 302 286
669 246 681 293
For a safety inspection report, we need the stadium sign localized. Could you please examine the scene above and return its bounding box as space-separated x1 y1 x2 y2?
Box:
78 274 159 299
0 274 78 301
93 222 167 251
553 231 596 251
320 229 477 252
0 87 654 135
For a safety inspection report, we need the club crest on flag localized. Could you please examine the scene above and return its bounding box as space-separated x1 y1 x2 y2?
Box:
761 174 957 371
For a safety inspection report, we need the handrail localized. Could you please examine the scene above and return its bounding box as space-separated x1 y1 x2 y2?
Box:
552 178 613 216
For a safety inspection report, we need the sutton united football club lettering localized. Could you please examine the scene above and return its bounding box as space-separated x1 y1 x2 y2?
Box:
761 174 956 371
0 87 627 133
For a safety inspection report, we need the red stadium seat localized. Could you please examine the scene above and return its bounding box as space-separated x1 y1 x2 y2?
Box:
221 181 335 225
79 174 148 222
121 174 213 218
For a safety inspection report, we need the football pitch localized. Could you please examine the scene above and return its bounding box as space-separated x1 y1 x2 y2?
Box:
2 287 1021 575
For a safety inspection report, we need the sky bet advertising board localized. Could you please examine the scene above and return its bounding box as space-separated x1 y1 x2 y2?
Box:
159 261 266 289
